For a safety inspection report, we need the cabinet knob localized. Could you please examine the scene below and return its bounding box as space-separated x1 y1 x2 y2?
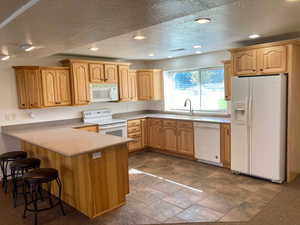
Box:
252 69 256 72
260 69 263 71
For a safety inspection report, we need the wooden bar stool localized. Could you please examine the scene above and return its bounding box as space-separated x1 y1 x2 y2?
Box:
10 158 41 207
0 151 27 192
22 168 65 225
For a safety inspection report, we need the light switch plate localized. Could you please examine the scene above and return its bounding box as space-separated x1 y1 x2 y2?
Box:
92 152 102 159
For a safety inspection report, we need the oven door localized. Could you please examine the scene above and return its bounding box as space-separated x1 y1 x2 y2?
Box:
99 125 128 138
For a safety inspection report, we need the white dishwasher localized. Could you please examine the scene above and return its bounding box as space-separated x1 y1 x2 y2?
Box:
194 122 221 165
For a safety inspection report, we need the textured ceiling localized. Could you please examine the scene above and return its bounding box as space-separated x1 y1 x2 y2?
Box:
0 0 238 63
64 0 300 60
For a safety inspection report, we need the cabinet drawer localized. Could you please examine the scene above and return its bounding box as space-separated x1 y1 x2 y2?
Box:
177 121 193 128
149 119 162 126
163 119 177 127
128 132 141 139
128 126 141 133
128 119 141 127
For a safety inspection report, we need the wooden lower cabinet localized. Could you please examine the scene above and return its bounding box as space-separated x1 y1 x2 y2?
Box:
177 127 194 156
127 119 143 152
149 124 163 149
221 124 231 168
163 126 177 152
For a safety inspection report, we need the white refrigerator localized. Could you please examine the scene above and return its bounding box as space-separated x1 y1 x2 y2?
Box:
231 74 286 183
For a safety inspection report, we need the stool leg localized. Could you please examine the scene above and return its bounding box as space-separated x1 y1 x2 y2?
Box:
0 160 8 193
23 183 28 218
56 178 65 216
11 168 17 208
47 182 53 208
32 184 38 225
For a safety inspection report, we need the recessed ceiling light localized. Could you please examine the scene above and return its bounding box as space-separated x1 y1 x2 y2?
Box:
20 44 36 52
167 56 173 58
1 55 10 61
195 18 211 24
195 51 202 54
249 34 260 39
193 45 202 49
89 47 99 51
133 35 146 40
149 53 154 57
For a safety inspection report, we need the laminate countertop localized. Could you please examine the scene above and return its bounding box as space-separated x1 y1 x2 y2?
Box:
3 123 132 157
115 113 231 124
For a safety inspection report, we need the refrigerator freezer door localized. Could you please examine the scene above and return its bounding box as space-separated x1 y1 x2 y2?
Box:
250 75 286 182
231 77 250 174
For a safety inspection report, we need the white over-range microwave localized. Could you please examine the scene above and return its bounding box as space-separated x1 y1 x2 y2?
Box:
90 83 119 102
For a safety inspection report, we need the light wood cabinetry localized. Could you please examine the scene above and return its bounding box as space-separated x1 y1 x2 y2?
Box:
41 68 71 107
128 70 138 101
118 65 130 101
177 121 194 156
148 119 163 149
137 70 163 101
223 60 232 101
231 44 288 76
232 50 257 75
141 118 148 147
221 124 231 169
127 119 143 152
257 46 287 74
89 63 104 83
14 66 71 109
163 127 177 152
104 64 118 83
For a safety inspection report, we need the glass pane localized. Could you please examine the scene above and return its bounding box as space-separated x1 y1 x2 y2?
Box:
200 69 226 111
164 71 201 111
106 130 123 137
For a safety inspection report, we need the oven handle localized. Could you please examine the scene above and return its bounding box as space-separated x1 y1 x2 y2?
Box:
99 124 127 130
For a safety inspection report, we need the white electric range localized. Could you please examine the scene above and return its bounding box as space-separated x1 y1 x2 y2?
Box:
83 109 127 138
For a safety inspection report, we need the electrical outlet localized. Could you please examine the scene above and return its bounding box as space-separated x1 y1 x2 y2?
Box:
92 152 102 159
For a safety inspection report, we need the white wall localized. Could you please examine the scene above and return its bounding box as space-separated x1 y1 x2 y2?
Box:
144 50 231 111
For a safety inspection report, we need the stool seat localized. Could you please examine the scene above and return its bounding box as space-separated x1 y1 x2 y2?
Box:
0 151 27 160
23 168 58 184
11 158 41 170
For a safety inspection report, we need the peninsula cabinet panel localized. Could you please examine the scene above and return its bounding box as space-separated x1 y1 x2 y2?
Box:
89 63 105 83
177 128 194 156
71 63 90 105
232 50 257 76
257 46 287 74
104 64 118 83
223 60 232 101
118 65 130 101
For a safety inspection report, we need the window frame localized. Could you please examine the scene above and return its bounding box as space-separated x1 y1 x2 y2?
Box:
163 66 228 115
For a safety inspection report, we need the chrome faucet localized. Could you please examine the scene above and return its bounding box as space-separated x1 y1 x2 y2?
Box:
184 98 193 115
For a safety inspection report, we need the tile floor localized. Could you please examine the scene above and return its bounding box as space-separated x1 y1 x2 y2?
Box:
95 151 283 224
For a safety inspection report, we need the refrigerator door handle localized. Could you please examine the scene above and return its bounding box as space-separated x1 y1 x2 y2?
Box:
248 96 253 127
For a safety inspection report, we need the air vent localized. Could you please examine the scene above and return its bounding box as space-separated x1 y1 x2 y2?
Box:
169 48 185 52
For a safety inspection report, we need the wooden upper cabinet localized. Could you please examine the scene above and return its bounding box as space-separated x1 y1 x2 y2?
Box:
71 63 90 105
89 63 104 83
15 69 29 109
128 70 138 101
104 64 118 83
118 65 130 101
223 60 232 101
55 69 72 106
41 70 57 106
257 46 287 74
232 50 257 76
221 124 231 169
137 69 163 101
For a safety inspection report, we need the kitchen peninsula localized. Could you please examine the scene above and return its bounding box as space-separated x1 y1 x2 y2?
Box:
3 124 131 219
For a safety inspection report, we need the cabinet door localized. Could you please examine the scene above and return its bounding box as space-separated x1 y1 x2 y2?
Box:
25 70 43 108
71 63 90 105
128 70 138 101
223 61 232 101
15 70 28 108
163 127 177 152
149 125 163 149
118 65 130 101
41 70 57 106
137 71 152 100
104 64 118 83
56 69 71 106
221 124 231 169
233 50 257 76
177 128 194 156
258 46 287 74
89 63 104 83
141 119 148 147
